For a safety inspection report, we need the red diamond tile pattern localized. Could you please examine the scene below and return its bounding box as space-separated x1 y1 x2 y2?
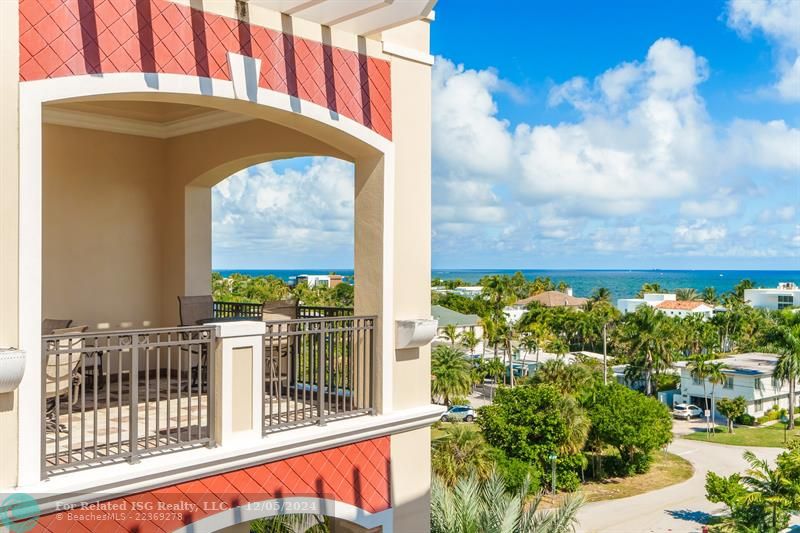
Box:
19 0 392 139
31 437 391 532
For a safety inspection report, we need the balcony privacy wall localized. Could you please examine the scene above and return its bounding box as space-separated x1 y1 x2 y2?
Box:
32 437 391 531
19 0 392 139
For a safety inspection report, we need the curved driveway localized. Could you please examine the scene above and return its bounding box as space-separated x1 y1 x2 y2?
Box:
576 428 797 532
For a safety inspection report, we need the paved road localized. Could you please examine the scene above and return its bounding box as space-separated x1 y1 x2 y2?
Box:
576 435 797 532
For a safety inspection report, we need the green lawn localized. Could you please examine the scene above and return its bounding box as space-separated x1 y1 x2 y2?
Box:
683 421 800 448
541 451 693 507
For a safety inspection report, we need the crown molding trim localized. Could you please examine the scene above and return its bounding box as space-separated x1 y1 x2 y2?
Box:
381 41 434 66
42 107 252 138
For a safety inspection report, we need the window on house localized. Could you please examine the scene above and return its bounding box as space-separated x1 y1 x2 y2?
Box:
754 377 762 390
724 376 734 389
754 398 763 411
692 376 702 386
778 295 794 309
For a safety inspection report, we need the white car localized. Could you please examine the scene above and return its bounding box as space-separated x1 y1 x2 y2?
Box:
673 403 703 420
441 405 476 423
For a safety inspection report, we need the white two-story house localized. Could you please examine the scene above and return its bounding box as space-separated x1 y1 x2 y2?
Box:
674 353 794 418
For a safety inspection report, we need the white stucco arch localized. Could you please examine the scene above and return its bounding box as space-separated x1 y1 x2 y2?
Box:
17 71 395 486
172 496 393 533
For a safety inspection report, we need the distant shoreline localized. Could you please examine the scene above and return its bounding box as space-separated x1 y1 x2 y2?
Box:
214 268 799 300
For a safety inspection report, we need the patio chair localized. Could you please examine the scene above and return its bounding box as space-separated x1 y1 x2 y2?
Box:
177 295 213 326
262 301 299 400
42 318 72 335
177 295 213 390
44 325 88 432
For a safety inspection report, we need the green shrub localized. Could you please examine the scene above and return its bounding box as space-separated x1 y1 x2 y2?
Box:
756 407 782 425
490 450 542 495
735 413 756 426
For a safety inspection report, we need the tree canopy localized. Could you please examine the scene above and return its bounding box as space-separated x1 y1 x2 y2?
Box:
585 383 673 475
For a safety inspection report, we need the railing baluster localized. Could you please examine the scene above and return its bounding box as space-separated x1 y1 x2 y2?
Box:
129 334 139 464
80 350 86 462
318 325 326 426
145 338 150 450
67 345 73 465
92 345 98 461
54 342 60 465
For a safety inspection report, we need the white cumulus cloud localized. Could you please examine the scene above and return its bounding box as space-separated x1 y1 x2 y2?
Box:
726 0 800 101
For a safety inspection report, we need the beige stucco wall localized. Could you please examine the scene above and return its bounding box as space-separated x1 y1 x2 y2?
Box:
0 0 20 489
40 116 352 329
384 19 434 533
386 23 433 411
391 428 432 533
42 125 168 330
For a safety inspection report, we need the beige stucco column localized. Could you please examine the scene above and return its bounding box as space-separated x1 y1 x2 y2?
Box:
0 0 20 489
353 154 392 416
184 185 213 297
383 19 434 533
212 320 266 445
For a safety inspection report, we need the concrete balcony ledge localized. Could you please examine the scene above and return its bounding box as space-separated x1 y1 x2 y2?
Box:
18 404 445 514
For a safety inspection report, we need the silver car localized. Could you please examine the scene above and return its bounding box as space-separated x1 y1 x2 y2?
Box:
441 405 476 423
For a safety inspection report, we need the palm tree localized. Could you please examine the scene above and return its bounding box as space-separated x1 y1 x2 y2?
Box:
701 286 719 305
636 283 665 298
531 359 592 396
482 316 502 360
556 395 590 454
689 353 712 415
496 320 517 387
706 362 728 427
432 424 493 487
619 305 672 395
482 358 506 387
771 324 800 430
432 345 472 406
547 337 570 359
481 275 514 315
675 288 701 301
518 333 538 372
738 450 796 531
431 472 584 533
591 287 612 303
442 323 460 346
460 330 480 355
732 279 755 303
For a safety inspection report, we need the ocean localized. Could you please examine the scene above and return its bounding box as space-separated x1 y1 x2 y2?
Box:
214 269 800 300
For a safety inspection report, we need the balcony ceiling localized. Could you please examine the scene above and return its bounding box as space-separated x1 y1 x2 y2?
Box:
44 100 252 139
248 0 436 36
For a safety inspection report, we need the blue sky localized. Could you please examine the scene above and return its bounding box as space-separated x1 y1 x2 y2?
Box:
212 0 799 270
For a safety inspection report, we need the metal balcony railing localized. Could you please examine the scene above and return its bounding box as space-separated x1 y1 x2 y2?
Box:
212 300 263 319
41 326 215 477
263 316 374 433
296 305 354 319
213 301 354 320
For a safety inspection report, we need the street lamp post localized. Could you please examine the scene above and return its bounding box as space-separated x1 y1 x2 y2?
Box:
549 453 558 494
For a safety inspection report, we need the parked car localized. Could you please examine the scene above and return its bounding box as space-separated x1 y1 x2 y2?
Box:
673 403 703 420
441 405 476 423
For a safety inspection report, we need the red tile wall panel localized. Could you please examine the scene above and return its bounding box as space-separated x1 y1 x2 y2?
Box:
31 437 391 532
19 0 392 139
